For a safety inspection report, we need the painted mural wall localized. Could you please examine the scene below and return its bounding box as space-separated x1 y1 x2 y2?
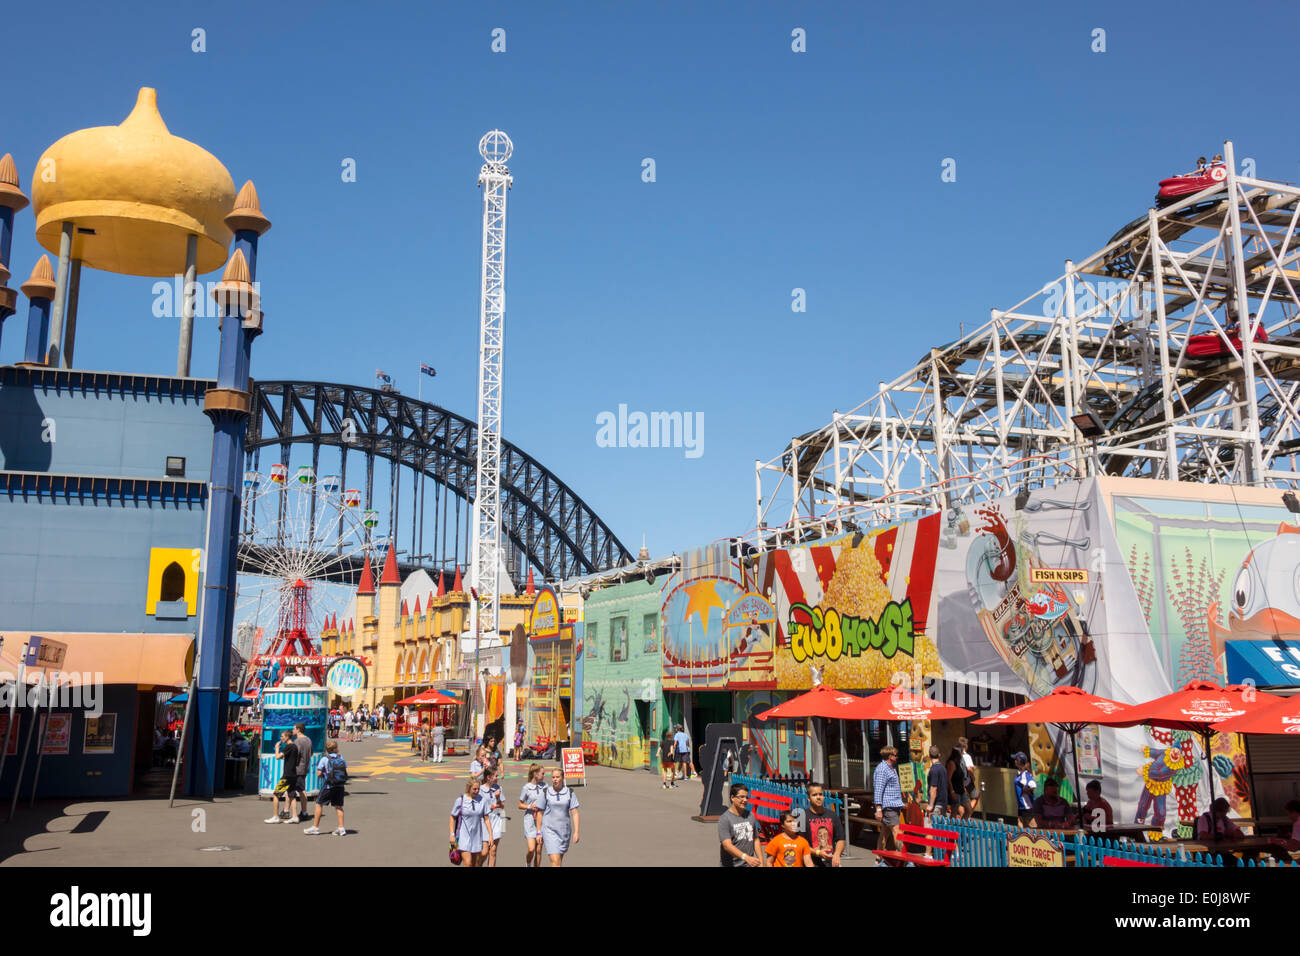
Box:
580 579 666 770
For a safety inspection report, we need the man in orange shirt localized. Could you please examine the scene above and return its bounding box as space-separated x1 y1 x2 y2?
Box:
765 811 815 868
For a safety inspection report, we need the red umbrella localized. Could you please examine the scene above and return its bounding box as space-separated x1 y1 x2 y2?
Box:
395 688 459 707
1211 693 1300 735
755 684 874 720
1110 681 1285 806
852 686 975 721
974 686 1133 821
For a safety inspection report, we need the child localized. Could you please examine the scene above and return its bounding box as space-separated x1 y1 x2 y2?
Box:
481 765 506 867
764 810 814 868
304 740 348 836
1013 752 1037 827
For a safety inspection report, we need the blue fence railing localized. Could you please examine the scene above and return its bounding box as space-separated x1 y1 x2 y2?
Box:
732 773 844 817
929 815 1297 868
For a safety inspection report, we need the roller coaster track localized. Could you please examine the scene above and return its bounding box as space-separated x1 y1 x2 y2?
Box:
241 380 633 585
758 143 1300 537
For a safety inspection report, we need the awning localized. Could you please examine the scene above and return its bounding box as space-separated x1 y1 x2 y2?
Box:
0 633 195 689
166 691 248 706
1224 639 1300 689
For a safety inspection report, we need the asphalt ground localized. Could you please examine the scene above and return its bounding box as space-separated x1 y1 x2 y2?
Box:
0 733 875 867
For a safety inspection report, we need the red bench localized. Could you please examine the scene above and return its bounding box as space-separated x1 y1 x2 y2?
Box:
874 822 959 867
747 790 794 839
581 741 598 765
1102 856 1164 867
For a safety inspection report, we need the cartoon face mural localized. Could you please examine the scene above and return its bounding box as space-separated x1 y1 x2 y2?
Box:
1210 523 1300 667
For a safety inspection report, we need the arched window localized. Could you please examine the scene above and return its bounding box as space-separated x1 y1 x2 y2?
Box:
160 562 186 603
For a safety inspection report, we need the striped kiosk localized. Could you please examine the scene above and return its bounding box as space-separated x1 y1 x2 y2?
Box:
258 677 329 798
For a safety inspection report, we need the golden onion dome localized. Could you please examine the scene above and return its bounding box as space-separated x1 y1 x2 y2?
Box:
31 87 235 277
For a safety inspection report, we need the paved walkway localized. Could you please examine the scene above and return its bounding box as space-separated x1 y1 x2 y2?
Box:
0 735 873 867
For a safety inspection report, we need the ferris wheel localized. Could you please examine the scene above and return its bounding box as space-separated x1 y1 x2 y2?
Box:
235 465 381 690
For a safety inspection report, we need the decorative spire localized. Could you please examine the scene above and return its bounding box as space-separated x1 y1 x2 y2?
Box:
452 565 463 593
638 534 650 562
226 179 272 235
0 153 29 213
525 567 536 596
436 572 446 597
357 553 375 595
413 595 422 616
380 543 400 585
21 255 56 300
401 599 409 618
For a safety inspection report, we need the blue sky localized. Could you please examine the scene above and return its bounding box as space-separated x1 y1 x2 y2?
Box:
4 0 1298 569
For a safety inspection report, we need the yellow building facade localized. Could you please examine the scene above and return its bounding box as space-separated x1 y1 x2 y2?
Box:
319 547 534 711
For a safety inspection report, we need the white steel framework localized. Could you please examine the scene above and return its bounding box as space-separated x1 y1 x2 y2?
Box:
756 141 1300 543
472 130 512 705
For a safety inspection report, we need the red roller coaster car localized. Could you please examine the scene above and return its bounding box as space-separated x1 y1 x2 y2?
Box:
1186 324 1267 358
1155 161 1227 208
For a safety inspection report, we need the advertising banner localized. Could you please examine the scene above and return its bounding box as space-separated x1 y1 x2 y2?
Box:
561 747 586 786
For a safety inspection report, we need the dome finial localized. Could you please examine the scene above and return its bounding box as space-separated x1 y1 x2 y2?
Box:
226 179 271 235
121 87 169 134
0 153 29 213
21 255 56 299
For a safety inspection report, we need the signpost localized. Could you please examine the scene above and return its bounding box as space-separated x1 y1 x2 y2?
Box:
561 747 586 787
8 636 68 817
1006 831 1064 867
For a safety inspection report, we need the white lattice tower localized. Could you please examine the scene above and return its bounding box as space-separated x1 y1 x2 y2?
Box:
471 130 512 708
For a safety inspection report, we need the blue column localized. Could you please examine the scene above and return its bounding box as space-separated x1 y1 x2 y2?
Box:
0 207 15 274
23 294 51 363
188 255 256 796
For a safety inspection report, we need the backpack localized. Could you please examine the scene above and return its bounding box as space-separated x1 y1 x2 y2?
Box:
324 753 348 787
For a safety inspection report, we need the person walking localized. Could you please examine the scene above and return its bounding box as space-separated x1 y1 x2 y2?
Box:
518 763 546 868
945 745 968 819
660 730 677 789
672 724 692 780
1013 752 1037 827
481 765 506 867
292 723 313 821
718 783 764 867
872 745 906 861
469 744 488 780
765 810 815 867
449 778 492 867
537 768 580 867
417 721 430 762
304 740 348 836
431 721 446 763
802 781 845 867
264 729 298 823
511 720 525 761
959 736 979 813
926 746 949 819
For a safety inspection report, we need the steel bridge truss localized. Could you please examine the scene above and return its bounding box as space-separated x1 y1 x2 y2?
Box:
244 380 632 585
757 142 1300 540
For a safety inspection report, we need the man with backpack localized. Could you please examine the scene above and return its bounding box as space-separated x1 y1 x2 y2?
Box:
304 740 348 835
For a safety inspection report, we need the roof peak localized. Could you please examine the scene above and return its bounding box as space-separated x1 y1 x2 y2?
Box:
380 543 400 585
356 553 376 595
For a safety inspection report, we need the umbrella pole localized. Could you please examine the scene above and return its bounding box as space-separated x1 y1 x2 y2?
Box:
1202 729 1215 810
1068 727 1084 829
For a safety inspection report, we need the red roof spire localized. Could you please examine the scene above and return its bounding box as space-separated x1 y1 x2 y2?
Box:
413 595 422 616
525 567 536 596
380 543 400 586
401 599 409 617
436 572 446 597
357 554 375 595
452 565 463 593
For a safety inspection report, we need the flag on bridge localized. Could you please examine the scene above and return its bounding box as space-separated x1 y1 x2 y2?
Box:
375 369 392 385
420 364 436 377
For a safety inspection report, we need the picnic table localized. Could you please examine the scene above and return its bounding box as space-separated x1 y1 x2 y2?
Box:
1172 836 1298 863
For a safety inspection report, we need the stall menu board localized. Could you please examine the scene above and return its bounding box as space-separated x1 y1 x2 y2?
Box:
561 747 586 787
38 713 72 755
1007 831 1064 867
0 714 19 756
83 714 117 754
898 762 916 795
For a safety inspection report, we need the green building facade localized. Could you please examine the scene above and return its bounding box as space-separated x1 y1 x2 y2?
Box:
579 579 668 771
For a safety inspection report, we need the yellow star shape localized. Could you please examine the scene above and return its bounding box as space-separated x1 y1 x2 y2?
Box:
682 580 726 637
